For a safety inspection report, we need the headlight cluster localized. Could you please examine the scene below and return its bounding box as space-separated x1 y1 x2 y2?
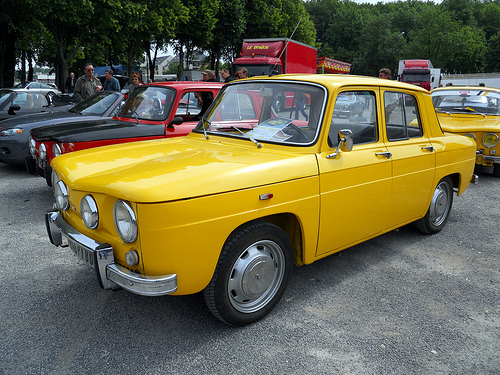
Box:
81 195 99 229
0 128 22 136
114 200 137 243
482 133 499 148
53 143 62 158
29 139 37 156
52 173 138 247
39 143 47 160
54 180 69 211
464 133 476 141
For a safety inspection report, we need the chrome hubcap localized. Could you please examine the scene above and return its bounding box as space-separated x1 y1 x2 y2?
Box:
430 181 451 226
228 240 285 313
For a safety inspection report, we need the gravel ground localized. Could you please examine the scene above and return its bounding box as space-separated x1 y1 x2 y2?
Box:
0 162 498 375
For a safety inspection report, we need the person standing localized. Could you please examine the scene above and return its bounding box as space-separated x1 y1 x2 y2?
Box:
220 69 234 83
103 69 120 91
65 72 76 93
378 68 391 79
237 67 248 79
74 63 102 102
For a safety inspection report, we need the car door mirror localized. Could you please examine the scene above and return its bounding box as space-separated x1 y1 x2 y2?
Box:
168 116 184 128
8 104 21 115
327 129 353 159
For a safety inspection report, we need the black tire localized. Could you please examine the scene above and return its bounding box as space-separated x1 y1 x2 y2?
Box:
46 92 56 103
203 221 293 326
493 163 500 177
415 177 454 234
273 93 284 112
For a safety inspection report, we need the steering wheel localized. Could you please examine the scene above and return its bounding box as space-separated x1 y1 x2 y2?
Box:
285 122 309 142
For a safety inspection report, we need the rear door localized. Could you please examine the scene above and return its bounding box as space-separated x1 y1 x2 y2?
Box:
382 90 435 227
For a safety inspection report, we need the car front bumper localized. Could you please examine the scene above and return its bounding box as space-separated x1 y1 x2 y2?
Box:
45 210 178 296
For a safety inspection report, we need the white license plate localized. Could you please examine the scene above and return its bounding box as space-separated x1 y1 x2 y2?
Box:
68 237 95 268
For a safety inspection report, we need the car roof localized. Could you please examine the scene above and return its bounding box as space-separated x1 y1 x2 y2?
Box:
142 81 224 90
431 86 500 94
236 74 430 93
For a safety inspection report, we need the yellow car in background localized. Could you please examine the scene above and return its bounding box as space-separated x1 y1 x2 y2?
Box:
432 86 500 177
45 75 477 326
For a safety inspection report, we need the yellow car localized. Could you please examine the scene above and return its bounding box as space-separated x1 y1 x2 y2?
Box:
46 75 477 326
432 86 500 177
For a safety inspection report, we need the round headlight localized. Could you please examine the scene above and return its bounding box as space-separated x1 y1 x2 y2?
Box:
29 139 37 156
53 143 62 158
113 200 137 243
51 170 59 189
39 143 47 160
483 133 499 148
464 133 476 141
81 195 99 229
54 180 69 211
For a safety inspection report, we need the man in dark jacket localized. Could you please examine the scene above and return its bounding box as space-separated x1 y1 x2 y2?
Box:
220 69 234 83
65 72 76 93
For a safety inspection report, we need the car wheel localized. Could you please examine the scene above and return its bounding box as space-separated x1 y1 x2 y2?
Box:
46 92 56 103
493 163 500 177
273 93 284 112
203 221 293 326
416 176 453 234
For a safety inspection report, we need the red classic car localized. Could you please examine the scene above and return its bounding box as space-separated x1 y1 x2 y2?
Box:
30 81 223 185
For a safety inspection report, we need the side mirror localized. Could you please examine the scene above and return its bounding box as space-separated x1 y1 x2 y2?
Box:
327 129 353 159
167 116 184 128
8 104 21 115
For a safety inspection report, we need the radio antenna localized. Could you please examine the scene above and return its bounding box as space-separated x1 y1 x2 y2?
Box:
271 14 305 76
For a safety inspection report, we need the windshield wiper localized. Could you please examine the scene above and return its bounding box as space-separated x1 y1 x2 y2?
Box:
231 126 262 148
452 107 486 117
133 110 140 123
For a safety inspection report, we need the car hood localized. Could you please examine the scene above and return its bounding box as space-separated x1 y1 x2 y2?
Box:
0 111 91 130
51 134 319 203
437 113 500 132
31 118 165 142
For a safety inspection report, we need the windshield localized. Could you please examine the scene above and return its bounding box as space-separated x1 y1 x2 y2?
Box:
0 90 14 108
70 92 121 115
194 81 326 145
233 64 281 77
119 86 175 121
402 72 430 82
432 89 500 115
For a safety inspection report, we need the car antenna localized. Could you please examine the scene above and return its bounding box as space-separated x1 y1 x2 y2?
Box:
270 13 305 76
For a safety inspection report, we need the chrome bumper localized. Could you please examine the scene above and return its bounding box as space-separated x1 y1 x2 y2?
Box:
45 210 178 296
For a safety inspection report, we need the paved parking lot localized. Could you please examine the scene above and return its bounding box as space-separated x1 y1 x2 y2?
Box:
1 162 498 374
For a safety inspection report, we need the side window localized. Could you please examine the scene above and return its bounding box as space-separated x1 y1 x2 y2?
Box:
328 91 377 147
384 91 422 141
220 92 256 120
176 91 214 120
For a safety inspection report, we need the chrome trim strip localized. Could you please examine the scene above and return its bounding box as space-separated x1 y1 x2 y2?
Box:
45 210 178 296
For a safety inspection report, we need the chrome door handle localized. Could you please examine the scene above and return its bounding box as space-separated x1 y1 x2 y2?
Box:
375 152 392 159
421 146 435 152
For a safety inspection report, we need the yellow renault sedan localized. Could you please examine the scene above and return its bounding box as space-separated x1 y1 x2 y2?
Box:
46 75 477 326
432 86 500 177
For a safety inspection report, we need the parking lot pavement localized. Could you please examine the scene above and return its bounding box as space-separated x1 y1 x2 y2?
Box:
1 162 499 375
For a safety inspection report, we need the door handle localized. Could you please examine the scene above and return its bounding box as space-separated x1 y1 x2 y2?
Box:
375 151 392 159
421 146 435 152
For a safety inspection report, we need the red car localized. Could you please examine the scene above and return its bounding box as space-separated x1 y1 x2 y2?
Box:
30 81 223 185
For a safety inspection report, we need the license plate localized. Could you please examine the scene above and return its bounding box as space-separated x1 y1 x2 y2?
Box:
68 236 96 268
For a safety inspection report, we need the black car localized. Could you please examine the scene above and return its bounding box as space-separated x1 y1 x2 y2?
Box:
0 91 125 172
0 89 69 121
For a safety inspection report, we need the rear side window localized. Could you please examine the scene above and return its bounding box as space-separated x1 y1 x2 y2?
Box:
384 92 422 141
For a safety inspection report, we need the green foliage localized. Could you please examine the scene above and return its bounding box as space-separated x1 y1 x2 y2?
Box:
2 0 500 88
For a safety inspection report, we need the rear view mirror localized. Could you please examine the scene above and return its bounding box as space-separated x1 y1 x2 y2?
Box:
327 129 353 159
168 116 184 128
8 104 21 115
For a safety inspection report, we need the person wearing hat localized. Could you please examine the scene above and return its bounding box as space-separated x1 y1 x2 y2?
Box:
201 70 217 82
